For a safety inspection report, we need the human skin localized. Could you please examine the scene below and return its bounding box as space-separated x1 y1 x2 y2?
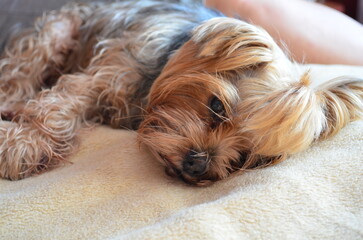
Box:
204 0 363 65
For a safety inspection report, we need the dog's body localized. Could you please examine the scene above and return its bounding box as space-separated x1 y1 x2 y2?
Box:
0 0 362 185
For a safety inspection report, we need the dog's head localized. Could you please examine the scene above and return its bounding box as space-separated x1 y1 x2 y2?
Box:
138 18 326 186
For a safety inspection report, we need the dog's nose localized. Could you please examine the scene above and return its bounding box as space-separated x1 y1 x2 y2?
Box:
182 151 208 177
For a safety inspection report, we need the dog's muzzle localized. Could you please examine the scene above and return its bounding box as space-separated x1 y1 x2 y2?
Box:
182 150 209 177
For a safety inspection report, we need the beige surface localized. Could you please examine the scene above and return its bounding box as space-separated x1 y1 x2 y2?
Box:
0 64 363 239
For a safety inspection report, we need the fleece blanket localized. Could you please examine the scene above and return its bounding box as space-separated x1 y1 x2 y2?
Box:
0 64 363 240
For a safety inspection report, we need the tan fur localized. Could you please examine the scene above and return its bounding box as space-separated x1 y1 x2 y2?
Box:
139 18 363 185
0 3 362 185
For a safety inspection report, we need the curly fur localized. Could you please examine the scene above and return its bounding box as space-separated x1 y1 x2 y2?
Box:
0 0 362 185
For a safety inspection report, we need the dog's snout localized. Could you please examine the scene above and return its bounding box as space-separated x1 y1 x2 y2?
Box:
182 151 208 176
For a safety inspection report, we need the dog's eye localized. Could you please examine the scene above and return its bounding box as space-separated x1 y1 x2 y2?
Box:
209 96 226 128
210 96 226 116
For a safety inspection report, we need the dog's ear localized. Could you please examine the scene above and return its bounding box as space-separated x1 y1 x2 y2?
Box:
316 77 363 139
155 18 279 84
239 72 326 157
191 17 275 71
240 73 363 157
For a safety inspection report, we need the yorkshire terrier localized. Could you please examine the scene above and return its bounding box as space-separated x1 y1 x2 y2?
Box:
0 0 362 186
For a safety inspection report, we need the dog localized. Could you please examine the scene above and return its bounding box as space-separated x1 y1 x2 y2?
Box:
0 0 362 186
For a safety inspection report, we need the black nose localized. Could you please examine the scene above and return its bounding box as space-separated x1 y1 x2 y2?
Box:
182 150 208 177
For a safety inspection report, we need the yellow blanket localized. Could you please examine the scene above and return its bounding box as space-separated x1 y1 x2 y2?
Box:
1 65 363 239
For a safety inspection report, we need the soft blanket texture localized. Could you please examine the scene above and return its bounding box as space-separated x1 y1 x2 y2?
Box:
1 64 363 239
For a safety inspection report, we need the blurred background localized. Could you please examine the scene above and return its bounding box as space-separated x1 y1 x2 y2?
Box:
0 0 362 48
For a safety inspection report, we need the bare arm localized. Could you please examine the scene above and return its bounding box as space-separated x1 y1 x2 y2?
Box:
204 0 363 65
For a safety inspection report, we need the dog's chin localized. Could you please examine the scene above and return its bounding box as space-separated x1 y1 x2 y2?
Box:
164 165 217 187
141 135 248 186
161 153 244 187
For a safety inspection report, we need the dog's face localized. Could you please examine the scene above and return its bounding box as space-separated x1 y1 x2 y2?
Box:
138 18 325 186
